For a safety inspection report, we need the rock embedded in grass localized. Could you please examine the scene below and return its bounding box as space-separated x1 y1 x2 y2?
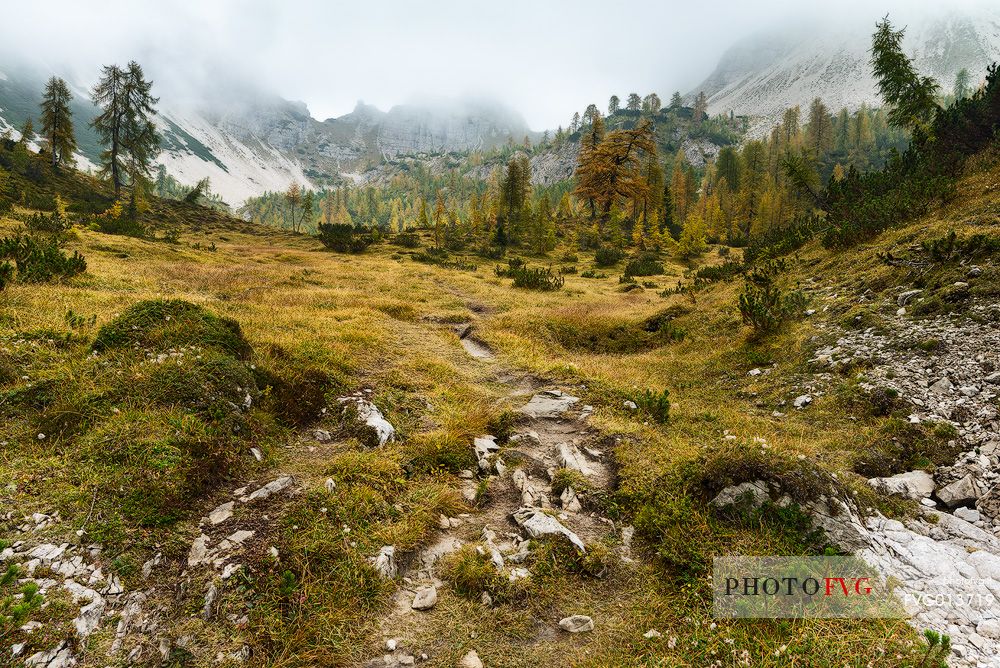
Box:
411 585 437 610
559 615 594 633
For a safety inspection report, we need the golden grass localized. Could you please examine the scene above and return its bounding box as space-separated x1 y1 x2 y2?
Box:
8 152 999 666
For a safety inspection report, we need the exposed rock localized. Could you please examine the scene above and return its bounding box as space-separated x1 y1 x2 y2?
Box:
243 476 295 502
867 470 935 500
370 546 397 579
954 507 981 523
74 595 106 639
518 390 579 419
897 289 922 306
977 484 1000 521
208 501 235 525
556 442 592 475
709 481 769 508
937 474 986 508
512 507 586 553
203 582 219 620
25 641 74 668
930 377 954 395
338 393 395 446
411 585 437 610
559 615 594 633
793 394 812 409
313 429 332 442
459 650 484 668
560 487 582 512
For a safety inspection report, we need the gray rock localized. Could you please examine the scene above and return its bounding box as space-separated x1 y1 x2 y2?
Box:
937 474 986 508
25 641 74 668
793 395 812 409
976 484 1000 521
518 391 579 418
954 507 981 523
208 501 235 525
203 582 218 620
243 476 295 502
512 507 586 553
897 289 923 306
370 546 396 579
930 377 954 395
337 395 395 446
868 471 935 499
411 585 437 610
559 614 594 633
459 650 484 668
710 481 770 508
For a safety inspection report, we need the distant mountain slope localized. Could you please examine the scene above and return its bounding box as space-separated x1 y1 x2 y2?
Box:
0 65 535 205
691 9 1000 130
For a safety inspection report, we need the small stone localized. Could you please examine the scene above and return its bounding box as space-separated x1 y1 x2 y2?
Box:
208 502 234 525
411 585 437 610
385 638 397 652
643 629 662 639
459 650 484 668
623 400 638 410
325 478 336 493
954 507 981 523
313 429 332 442
747 368 762 377
203 583 218 620
793 395 812 409
559 615 594 633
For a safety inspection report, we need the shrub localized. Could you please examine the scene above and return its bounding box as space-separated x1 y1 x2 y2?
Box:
0 234 86 283
90 199 146 237
317 223 373 253
633 388 670 423
511 266 564 291
594 246 624 267
580 270 607 279
23 209 70 234
496 259 564 290
622 256 664 278
92 299 252 359
695 260 744 282
737 259 806 335
392 232 421 248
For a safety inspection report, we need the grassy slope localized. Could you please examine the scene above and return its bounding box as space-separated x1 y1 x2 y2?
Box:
8 149 1000 665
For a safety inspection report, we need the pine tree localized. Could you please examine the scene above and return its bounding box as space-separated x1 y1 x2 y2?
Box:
18 118 34 146
285 183 302 231
642 93 661 113
677 210 707 258
40 77 77 167
953 68 971 102
433 191 446 249
583 104 599 125
608 95 620 115
870 18 940 131
300 190 315 232
668 92 683 110
805 98 833 156
92 61 160 195
626 93 641 112
692 92 708 124
570 112 581 133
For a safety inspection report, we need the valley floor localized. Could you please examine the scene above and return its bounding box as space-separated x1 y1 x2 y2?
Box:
6 157 1000 667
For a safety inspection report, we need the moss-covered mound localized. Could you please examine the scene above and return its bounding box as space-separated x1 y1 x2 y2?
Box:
92 298 252 359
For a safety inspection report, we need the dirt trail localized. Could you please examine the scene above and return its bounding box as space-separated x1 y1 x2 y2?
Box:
360 323 629 668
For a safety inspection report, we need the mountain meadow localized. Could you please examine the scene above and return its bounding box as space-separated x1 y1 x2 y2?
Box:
3 9 1000 668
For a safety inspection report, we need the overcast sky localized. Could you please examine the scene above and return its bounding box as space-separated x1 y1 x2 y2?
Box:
2 0 995 129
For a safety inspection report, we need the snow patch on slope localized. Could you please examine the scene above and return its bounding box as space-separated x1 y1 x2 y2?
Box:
155 109 312 205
